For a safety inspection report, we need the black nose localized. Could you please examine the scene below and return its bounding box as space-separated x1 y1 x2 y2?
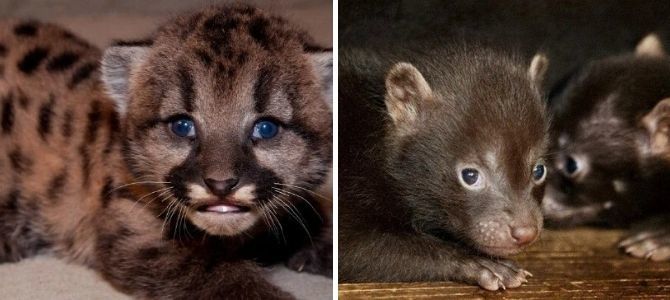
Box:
204 177 239 197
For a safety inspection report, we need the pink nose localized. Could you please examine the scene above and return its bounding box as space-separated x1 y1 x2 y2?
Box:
510 226 538 246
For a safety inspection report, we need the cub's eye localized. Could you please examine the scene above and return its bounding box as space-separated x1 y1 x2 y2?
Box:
565 156 579 175
461 169 479 185
532 163 546 183
170 118 196 138
459 168 484 190
252 120 279 140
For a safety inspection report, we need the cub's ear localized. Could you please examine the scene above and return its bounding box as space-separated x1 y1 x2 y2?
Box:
635 34 666 58
384 62 434 134
101 46 150 117
307 51 333 107
528 53 549 87
642 98 670 155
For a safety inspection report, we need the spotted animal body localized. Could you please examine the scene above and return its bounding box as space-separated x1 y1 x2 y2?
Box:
0 5 332 299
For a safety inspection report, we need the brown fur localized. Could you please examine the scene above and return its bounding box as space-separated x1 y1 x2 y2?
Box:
0 5 331 299
339 46 548 290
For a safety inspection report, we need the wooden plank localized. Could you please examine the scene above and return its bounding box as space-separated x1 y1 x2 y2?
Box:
339 228 670 299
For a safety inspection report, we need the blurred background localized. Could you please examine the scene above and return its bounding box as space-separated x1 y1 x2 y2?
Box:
0 1 332 300
340 0 670 96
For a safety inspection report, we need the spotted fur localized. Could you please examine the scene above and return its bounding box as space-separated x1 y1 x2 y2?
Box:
0 5 331 299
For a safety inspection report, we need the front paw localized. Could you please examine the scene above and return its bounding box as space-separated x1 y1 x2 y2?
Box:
619 221 670 261
461 258 532 291
286 242 332 277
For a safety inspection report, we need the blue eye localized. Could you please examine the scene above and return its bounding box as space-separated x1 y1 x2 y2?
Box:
461 168 479 186
533 164 546 182
170 118 196 138
252 120 279 140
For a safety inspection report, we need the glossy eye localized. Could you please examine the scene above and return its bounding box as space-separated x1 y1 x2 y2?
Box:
170 118 196 138
252 120 279 140
532 164 546 183
460 168 480 186
565 156 579 175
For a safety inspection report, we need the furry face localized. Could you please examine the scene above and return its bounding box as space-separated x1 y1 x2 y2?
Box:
383 50 548 257
544 34 670 227
102 6 332 236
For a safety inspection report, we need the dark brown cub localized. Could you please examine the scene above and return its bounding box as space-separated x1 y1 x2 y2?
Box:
544 34 670 261
339 46 549 290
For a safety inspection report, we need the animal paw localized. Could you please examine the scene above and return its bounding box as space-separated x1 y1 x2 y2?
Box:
463 258 531 291
286 242 332 277
619 223 670 261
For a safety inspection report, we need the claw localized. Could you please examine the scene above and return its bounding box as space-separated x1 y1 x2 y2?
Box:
523 270 533 277
645 250 657 260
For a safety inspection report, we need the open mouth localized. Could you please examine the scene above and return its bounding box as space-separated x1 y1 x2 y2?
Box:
196 202 251 214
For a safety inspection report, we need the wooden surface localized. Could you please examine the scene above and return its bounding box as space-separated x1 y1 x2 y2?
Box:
339 228 670 299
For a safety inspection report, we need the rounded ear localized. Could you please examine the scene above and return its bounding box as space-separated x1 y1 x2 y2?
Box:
384 62 434 134
307 51 333 107
642 98 670 155
528 53 549 87
100 46 150 117
635 34 666 58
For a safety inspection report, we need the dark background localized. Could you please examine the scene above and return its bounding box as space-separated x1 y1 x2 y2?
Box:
339 0 670 93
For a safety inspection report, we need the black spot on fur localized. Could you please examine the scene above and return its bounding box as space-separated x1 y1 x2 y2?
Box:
46 51 80 72
248 18 272 50
18 47 49 74
100 176 114 207
203 14 239 55
137 247 163 261
16 89 29 109
85 100 102 144
177 64 195 112
68 62 97 89
47 169 68 201
14 22 37 36
236 51 249 65
0 44 7 57
79 145 91 187
38 94 55 140
62 109 73 140
8 148 32 174
303 44 330 52
253 66 275 113
112 39 153 47
195 49 212 66
136 117 162 133
105 111 120 155
3 190 19 211
1 92 14 134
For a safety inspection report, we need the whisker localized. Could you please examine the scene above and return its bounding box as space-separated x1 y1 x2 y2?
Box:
274 195 312 243
108 181 171 194
160 198 179 237
128 187 172 212
272 187 322 221
267 201 286 243
273 183 331 202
